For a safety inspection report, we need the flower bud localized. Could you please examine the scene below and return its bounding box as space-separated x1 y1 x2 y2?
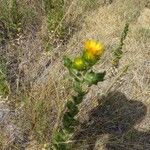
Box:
72 57 86 71
83 51 97 65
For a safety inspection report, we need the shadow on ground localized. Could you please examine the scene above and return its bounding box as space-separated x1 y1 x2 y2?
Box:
74 91 150 150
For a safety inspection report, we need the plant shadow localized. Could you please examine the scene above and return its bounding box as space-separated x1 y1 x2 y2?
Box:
74 91 150 150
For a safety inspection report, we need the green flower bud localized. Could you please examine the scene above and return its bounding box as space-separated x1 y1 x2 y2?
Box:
72 57 86 71
83 51 97 65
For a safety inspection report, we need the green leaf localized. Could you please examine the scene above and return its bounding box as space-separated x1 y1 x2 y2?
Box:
66 101 79 117
73 92 85 105
84 71 106 86
69 105 79 117
69 67 83 81
73 94 84 105
65 127 75 134
63 56 72 68
73 96 82 105
66 101 75 110
73 81 82 93
63 108 79 129
53 130 65 144
53 142 68 150
63 112 73 128
53 130 68 150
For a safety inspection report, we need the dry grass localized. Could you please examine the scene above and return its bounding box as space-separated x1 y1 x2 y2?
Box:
0 0 150 149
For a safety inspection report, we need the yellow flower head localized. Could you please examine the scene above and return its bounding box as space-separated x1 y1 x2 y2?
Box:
84 40 104 56
73 57 86 70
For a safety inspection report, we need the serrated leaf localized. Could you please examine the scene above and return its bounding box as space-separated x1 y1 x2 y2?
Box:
66 101 75 110
66 101 79 117
69 105 79 117
73 92 86 105
84 71 106 86
63 106 79 129
73 96 82 105
63 112 73 128
73 81 82 93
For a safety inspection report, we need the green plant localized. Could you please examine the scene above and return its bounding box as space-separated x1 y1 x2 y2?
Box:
112 23 129 67
51 40 106 150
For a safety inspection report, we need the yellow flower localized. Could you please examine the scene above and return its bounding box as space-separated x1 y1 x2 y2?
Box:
84 40 104 56
73 57 86 70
